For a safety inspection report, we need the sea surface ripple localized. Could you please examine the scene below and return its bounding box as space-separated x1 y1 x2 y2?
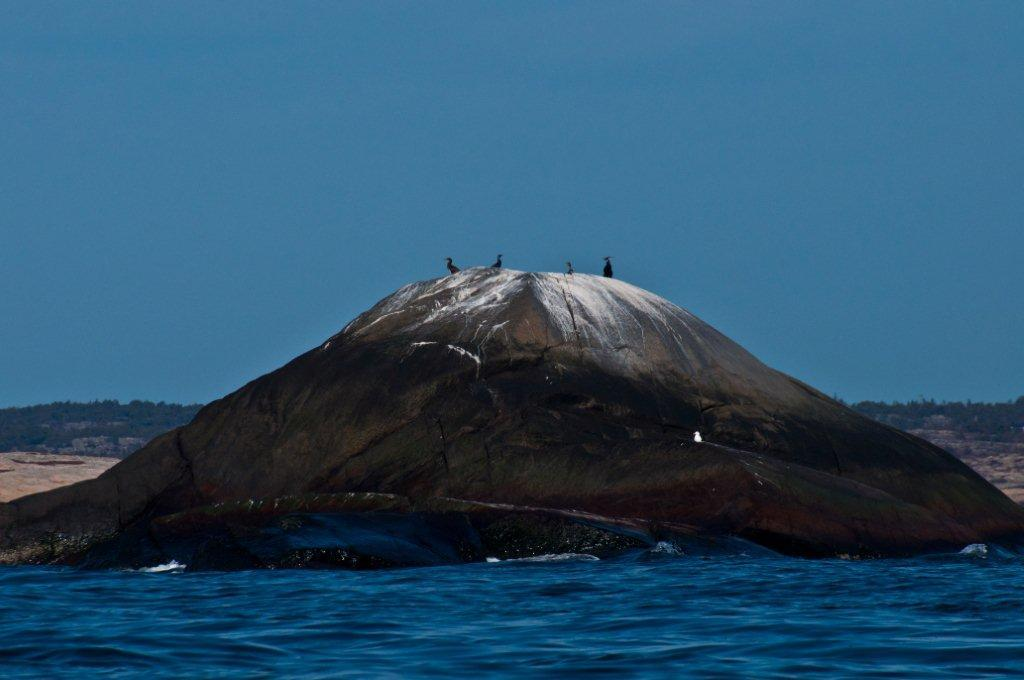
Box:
2 548 1024 677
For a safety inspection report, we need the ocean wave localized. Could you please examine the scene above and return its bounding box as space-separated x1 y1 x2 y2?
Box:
486 553 600 563
648 541 684 556
959 544 988 558
137 561 187 573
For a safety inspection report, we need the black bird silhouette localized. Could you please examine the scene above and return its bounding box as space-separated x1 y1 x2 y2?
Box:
566 261 574 275
602 256 613 278
445 257 460 275
491 254 503 268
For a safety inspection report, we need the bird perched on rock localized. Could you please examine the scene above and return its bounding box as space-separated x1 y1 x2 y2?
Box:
602 257 613 278
566 261 574 275
445 257 460 275
491 254 503 268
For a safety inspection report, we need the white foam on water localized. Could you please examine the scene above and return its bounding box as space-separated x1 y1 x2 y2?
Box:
649 541 684 556
505 553 600 563
959 543 988 557
138 561 186 573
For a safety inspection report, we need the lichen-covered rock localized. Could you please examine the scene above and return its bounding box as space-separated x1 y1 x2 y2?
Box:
2 268 1022 566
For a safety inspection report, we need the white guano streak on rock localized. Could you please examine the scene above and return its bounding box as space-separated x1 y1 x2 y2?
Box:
337 268 755 379
446 344 481 378
476 320 511 363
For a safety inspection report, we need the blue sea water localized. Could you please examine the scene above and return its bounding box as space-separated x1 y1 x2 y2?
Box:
2 547 1023 678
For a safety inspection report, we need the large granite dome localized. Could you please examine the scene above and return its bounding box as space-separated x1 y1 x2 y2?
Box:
3 268 1022 567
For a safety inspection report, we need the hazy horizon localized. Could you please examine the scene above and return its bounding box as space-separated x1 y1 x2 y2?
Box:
3 2 1022 408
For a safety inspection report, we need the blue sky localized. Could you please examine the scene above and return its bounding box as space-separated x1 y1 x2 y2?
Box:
2 2 1021 407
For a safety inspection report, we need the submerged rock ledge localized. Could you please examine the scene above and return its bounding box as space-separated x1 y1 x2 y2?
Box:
2 268 1023 566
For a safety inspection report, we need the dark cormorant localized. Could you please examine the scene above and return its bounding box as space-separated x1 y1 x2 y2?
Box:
445 257 460 275
566 261 574 275
602 256 613 278
491 254 502 268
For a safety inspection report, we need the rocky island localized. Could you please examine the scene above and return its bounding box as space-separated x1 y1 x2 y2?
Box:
2 268 1022 568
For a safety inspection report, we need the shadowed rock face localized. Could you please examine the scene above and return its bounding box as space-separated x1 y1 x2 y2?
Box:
3 268 1023 566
